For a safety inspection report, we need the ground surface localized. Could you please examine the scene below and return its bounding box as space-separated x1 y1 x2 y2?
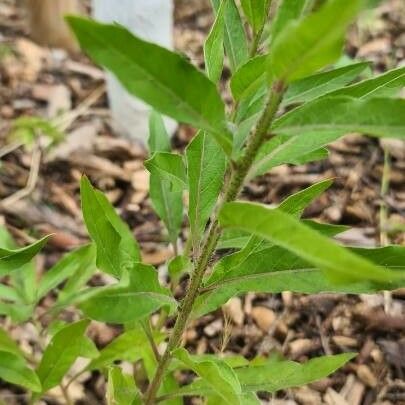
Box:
0 0 404 404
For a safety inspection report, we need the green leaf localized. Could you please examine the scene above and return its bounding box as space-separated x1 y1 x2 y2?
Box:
252 132 342 176
80 176 140 278
168 255 192 284
195 245 405 316
79 263 176 324
325 66 405 99
106 366 141 405
283 62 371 105
0 235 49 276
0 328 25 358
37 319 97 392
0 284 19 302
236 353 355 392
207 392 260 405
147 114 183 244
173 348 242 405
186 131 226 250
273 97 405 139
271 0 309 40
219 202 403 283
0 303 33 323
145 152 187 191
241 0 269 33
278 178 333 217
204 0 226 83
150 175 183 245
0 351 41 392
267 0 363 82
230 55 266 101
87 328 161 371
211 0 249 72
217 179 340 251
56 244 97 306
67 17 232 155
148 110 171 153
37 244 96 300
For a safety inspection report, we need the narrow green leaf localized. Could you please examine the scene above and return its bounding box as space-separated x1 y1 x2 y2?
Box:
165 354 355 398
230 55 266 101
219 202 403 283
195 245 405 316
0 351 41 392
79 263 176 324
37 319 98 392
37 244 96 300
271 0 309 40
273 97 405 139
203 179 335 301
0 328 25 358
150 175 183 245
279 179 333 217
174 348 242 405
80 176 140 278
326 66 405 99
186 131 226 250
252 132 342 176
67 17 232 155
218 220 347 250
147 114 183 244
148 110 171 153
211 0 249 72
0 302 33 323
236 353 356 392
204 0 226 83
241 0 269 33
106 366 141 405
145 152 187 190
283 62 371 105
267 0 363 82
0 236 49 276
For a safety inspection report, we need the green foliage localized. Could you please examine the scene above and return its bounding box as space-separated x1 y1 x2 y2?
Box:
186 131 226 251
0 235 49 276
241 0 270 34
1 2 405 403
148 112 184 246
267 0 363 82
36 320 98 392
0 352 41 392
204 0 226 83
145 152 187 191
211 0 249 72
219 201 402 283
107 366 141 405
174 348 242 404
67 16 232 155
273 97 405 139
81 176 140 277
79 263 176 323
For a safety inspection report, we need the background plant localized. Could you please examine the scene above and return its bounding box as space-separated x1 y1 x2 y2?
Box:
1 0 405 403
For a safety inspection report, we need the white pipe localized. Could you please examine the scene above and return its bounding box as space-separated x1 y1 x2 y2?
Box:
93 0 176 141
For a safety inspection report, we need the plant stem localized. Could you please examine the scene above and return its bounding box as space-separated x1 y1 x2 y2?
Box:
144 81 285 404
249 26 264 57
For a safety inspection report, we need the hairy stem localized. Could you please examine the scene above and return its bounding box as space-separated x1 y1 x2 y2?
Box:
144 81 285 404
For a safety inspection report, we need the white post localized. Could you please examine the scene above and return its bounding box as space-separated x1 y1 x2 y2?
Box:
92 0 176 142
